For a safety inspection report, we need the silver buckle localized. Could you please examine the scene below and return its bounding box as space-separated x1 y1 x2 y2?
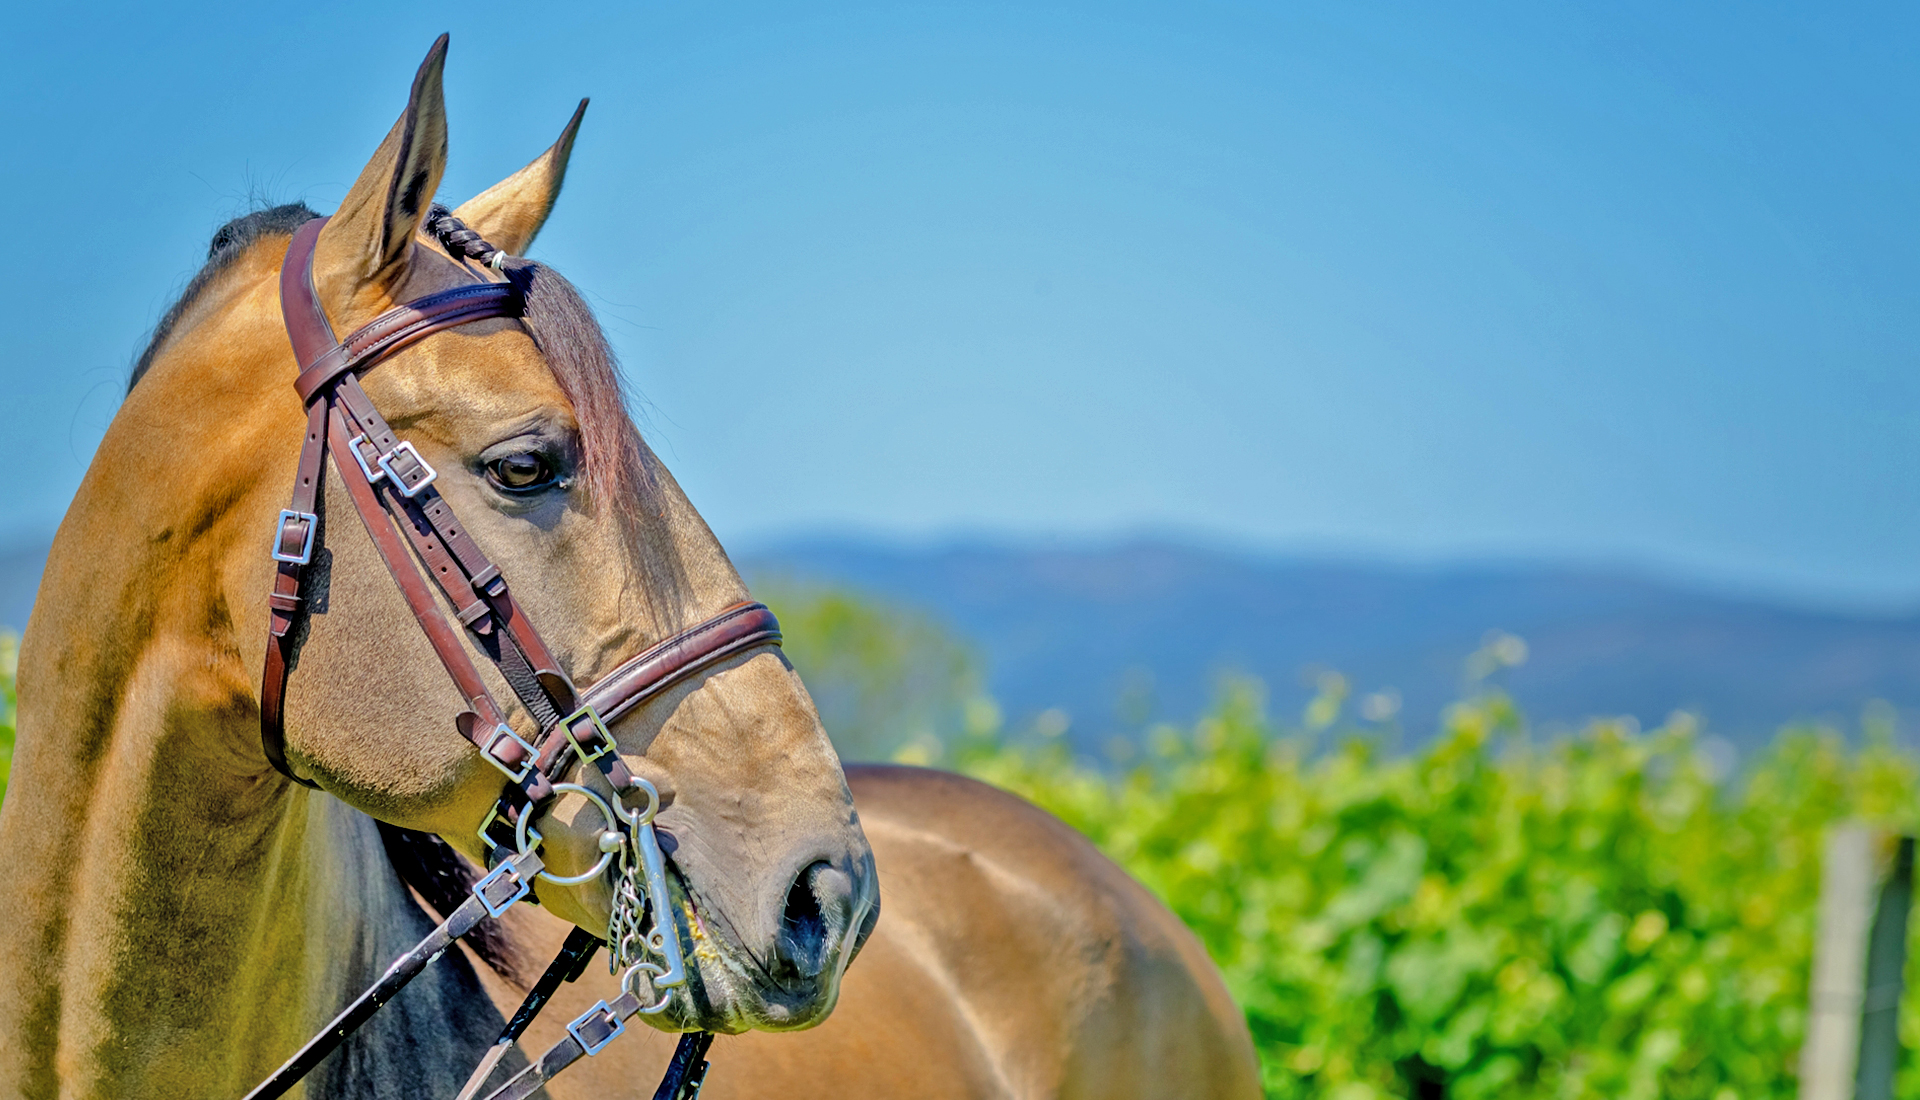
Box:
378 441 438 497
476 802 510 852
566 1000 625 1056
480 723 537 784
471 860 531 918
271 510 318 565
346 433 386 484
562 705 615 765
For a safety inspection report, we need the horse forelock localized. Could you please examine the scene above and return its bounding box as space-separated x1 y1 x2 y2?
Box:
499 259 656 543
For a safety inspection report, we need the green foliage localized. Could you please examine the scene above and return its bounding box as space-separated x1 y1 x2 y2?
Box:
758 581 981 761
952 675 1920 1100
755 586 1920 1098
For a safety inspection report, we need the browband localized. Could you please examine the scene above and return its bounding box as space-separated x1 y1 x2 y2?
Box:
295 283 520 403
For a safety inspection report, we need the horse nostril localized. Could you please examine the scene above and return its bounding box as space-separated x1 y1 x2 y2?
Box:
774 860 851 981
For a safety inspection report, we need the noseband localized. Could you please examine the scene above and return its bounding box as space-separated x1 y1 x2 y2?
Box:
247 215 773 1100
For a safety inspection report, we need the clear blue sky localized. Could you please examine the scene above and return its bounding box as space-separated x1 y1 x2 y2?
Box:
5 2 1917 606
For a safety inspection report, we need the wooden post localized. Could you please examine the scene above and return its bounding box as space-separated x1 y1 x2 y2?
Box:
1800 827 1914 1100
1856 835 1913 1100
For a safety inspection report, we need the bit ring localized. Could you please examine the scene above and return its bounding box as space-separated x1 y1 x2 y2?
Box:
516 782 622 885
621 961 674 1015
616 775 661 828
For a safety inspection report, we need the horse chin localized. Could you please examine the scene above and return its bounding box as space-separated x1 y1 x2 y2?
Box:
653 971 846 1035
683 953 849 1035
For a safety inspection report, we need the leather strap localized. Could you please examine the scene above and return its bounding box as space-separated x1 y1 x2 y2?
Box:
454 928 603 1100
482 1013 712 1100
295 285 518 403
260 401 331 788
280 218 338 371
580 602 783 726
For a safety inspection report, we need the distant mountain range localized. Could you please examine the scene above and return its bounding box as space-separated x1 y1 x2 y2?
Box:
740 539 1920 751
9 532 1920 752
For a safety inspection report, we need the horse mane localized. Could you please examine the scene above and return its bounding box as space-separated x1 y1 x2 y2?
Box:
126 203 666 988
129 203 320 391
376 821 528 987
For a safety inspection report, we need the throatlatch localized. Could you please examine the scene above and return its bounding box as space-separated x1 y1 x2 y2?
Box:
243 211 781 1100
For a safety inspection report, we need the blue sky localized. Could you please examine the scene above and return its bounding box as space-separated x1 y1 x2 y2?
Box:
5 2 1918 606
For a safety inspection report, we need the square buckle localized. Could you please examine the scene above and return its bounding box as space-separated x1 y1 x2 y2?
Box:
567 1000 626 1056
472 860 531 918
476 803 509 852
271 510 318 565
346 433 386 484
378 441 438 497
562 705 615 765
480 723 537 784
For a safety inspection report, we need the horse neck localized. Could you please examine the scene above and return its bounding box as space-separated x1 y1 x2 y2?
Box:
0 261 497 1097
0 567 487 1098
0 685 474 1097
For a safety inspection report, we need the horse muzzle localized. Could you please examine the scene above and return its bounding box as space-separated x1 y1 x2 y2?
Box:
529 790 880 1034
654 843 879 1034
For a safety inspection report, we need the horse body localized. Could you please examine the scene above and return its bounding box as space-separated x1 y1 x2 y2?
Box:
0 39 1259 1100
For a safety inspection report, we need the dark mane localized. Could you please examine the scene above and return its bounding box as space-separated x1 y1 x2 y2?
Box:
128 202 318 391
377 821 528 987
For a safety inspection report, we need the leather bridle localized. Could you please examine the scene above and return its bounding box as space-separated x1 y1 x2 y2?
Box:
245 216 772 1100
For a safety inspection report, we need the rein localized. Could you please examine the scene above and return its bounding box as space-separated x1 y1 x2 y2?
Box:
246 215 770 1100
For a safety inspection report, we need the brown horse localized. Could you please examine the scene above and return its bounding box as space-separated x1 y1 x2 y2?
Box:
0 39 1259 1100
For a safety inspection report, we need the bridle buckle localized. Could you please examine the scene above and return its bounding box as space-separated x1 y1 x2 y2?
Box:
566 1000 626 1056
271 510 318 565
346 433 386 484
471 860 532 918
475 802 513 853
377 440 438 497
479 723 538 784
562 704 616 765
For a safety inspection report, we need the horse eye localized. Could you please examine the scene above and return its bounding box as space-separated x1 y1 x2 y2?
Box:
486 453 556 492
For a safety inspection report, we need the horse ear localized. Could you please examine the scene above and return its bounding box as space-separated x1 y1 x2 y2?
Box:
450 99 588 256
314 35 451 297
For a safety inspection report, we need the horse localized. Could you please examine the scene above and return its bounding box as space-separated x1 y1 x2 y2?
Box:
0 37 1261 1100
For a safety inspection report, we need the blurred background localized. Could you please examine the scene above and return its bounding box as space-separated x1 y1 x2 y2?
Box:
5 2 1920 1097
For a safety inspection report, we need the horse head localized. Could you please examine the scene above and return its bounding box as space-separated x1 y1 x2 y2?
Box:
154 38 875 1036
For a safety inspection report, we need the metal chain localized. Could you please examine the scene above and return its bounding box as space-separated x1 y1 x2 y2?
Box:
604 776 689 1010
607 838 651 971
